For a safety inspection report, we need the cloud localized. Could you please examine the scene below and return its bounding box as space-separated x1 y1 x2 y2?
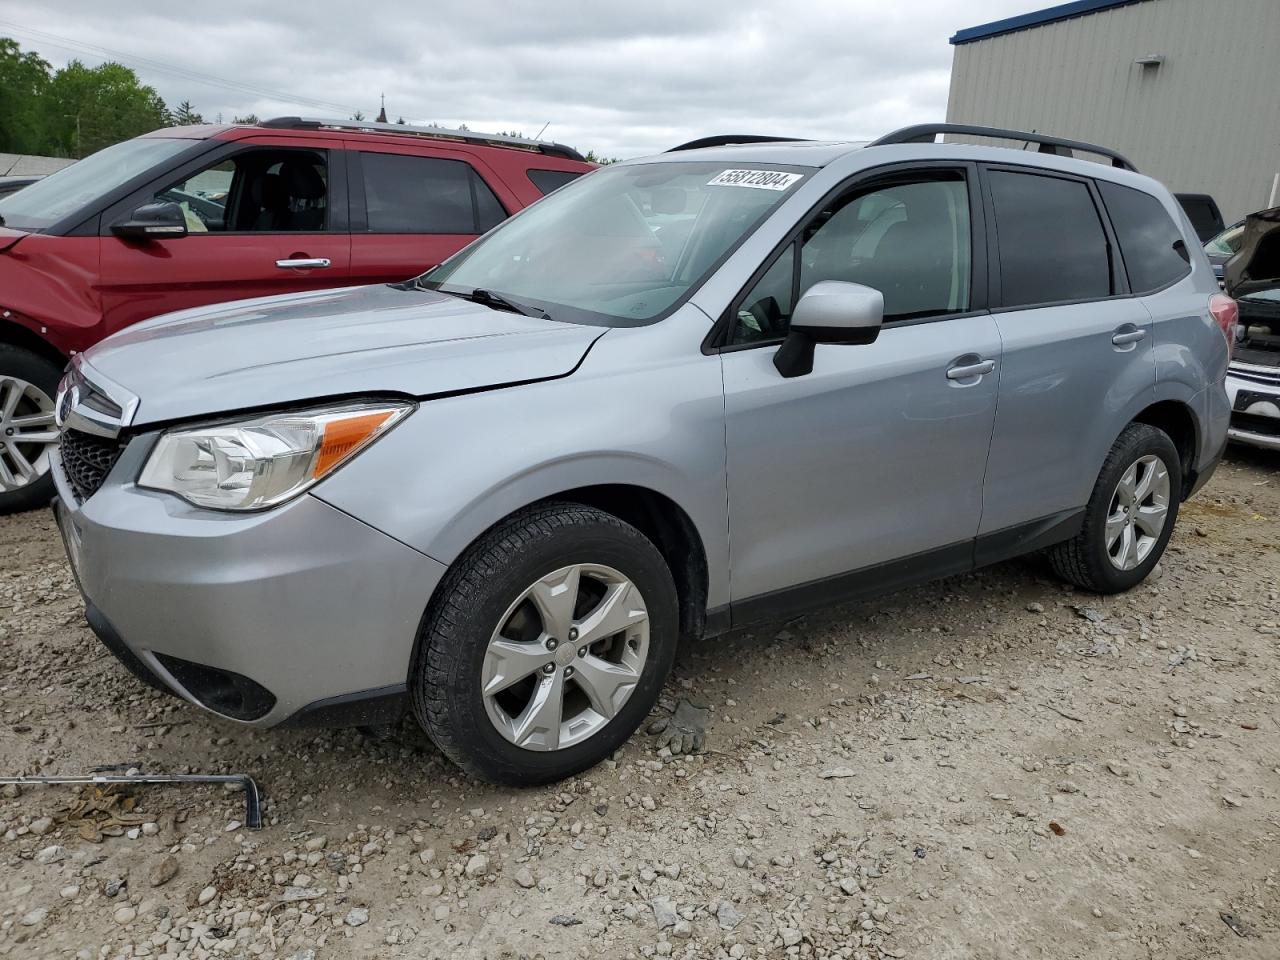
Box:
0 0 1036 158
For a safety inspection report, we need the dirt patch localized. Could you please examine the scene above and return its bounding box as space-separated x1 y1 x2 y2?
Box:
1 449 1278 959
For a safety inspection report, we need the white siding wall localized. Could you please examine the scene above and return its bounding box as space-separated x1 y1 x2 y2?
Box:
946 0 1280 223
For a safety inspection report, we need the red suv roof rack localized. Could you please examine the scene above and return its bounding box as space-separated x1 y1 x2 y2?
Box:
259 116 587 163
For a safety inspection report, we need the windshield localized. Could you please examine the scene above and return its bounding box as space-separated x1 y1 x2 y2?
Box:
0 137 193 231
421 161 810 325
1205 223 1244 257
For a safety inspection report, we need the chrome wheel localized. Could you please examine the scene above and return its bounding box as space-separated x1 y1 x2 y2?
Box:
1105 454 1170 571
0 376 57 493
482 563 649 751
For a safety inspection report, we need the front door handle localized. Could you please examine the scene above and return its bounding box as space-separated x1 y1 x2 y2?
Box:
1111 327 1147 345
276 258 331 269
946 358 996 380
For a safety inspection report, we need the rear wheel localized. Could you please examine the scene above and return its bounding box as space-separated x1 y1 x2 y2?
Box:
0 345 61 515
1048 423 1181 593
411 502 679 785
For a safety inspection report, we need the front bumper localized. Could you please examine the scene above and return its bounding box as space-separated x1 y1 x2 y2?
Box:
1225 363 1280 451
52 447 447 728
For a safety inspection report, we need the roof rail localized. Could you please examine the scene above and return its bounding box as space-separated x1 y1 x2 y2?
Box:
258 116 586 162
668 135 807 153
867 123 1137 172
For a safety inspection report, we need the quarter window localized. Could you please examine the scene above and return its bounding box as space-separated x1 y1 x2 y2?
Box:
988 170 1112 307
1098 181 1191 293
733 173 971 344
361 153 507 234
527 169 585 195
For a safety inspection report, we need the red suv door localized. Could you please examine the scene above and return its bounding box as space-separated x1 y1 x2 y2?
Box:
347 143 511 285
97 136 351 338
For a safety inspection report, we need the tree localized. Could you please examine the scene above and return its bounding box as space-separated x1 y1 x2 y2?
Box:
582 150 618 165
171 100 203 125
0 38 52 154
352 110 365 121
44 60 169 157
232 113 259 125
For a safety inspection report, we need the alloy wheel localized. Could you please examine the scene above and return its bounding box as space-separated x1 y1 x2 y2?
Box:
0 376 57 493
481 563 649 751
1105 454 1170 571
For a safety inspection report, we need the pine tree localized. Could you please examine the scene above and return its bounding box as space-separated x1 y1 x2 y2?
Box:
171 100 203 125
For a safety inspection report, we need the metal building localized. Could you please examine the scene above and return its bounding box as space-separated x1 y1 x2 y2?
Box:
946 0 1280 224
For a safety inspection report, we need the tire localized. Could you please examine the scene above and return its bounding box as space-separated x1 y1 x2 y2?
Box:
1048 423 1182 594
411 502 679 785
0 345 62 515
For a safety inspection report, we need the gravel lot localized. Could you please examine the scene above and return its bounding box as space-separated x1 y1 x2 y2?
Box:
1 448 1278 960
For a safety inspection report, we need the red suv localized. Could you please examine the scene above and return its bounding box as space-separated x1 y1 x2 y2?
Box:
0 117 593 512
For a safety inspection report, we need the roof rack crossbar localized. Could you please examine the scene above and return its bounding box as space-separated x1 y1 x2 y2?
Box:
867 123 1137 172
258 116 586 162
668 135 807 153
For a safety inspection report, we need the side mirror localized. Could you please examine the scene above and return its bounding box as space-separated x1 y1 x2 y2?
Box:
773 281 884 378
111 202 188 241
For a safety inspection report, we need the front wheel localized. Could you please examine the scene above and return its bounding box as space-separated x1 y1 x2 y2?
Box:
0 345 62 515
411 502 679 785
1048 423 1182 593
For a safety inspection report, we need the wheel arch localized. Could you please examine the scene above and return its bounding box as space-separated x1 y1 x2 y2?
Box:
424 476 715 645
547 484 710 644
0 318 67 369
1131 399 1199 497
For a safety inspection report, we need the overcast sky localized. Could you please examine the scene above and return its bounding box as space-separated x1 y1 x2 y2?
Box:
0 0 1039 158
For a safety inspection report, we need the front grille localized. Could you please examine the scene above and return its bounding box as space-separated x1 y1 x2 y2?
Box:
60 429 125 502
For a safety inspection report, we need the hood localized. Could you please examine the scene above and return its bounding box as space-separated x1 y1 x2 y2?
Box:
0 226 28 253
1225 206 1280 299
83 284 605 426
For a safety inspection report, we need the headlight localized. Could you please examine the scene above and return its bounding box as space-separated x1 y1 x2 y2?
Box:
138 401 412 511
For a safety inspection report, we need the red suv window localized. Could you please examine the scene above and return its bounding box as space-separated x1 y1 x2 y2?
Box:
360 153 507 234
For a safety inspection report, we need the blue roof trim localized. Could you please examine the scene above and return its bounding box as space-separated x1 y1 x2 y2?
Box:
951 0 1147 45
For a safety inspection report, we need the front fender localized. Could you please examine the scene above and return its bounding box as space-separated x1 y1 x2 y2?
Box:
311 334 731 608
0 235 102 354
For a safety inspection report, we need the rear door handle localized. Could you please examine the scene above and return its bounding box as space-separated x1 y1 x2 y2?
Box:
946 358 996 380
1111 328 1147 345
275 258 331 269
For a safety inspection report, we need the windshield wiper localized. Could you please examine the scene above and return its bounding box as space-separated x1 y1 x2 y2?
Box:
448 287 552 320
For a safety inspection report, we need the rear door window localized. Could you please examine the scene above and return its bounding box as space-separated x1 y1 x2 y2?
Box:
527 169 585 195
360 153 508 234
1098 181 1191 293
988 169 1112 307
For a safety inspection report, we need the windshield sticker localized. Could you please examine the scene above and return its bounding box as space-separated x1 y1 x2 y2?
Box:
707 169 802 191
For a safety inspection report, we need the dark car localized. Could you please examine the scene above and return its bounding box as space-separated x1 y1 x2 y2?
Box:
1176 193 1226 243
0 117 593 512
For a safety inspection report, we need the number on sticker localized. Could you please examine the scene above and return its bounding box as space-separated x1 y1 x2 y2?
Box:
707 169 802 191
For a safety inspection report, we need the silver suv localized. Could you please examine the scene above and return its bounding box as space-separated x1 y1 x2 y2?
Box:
52 124 1233 785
